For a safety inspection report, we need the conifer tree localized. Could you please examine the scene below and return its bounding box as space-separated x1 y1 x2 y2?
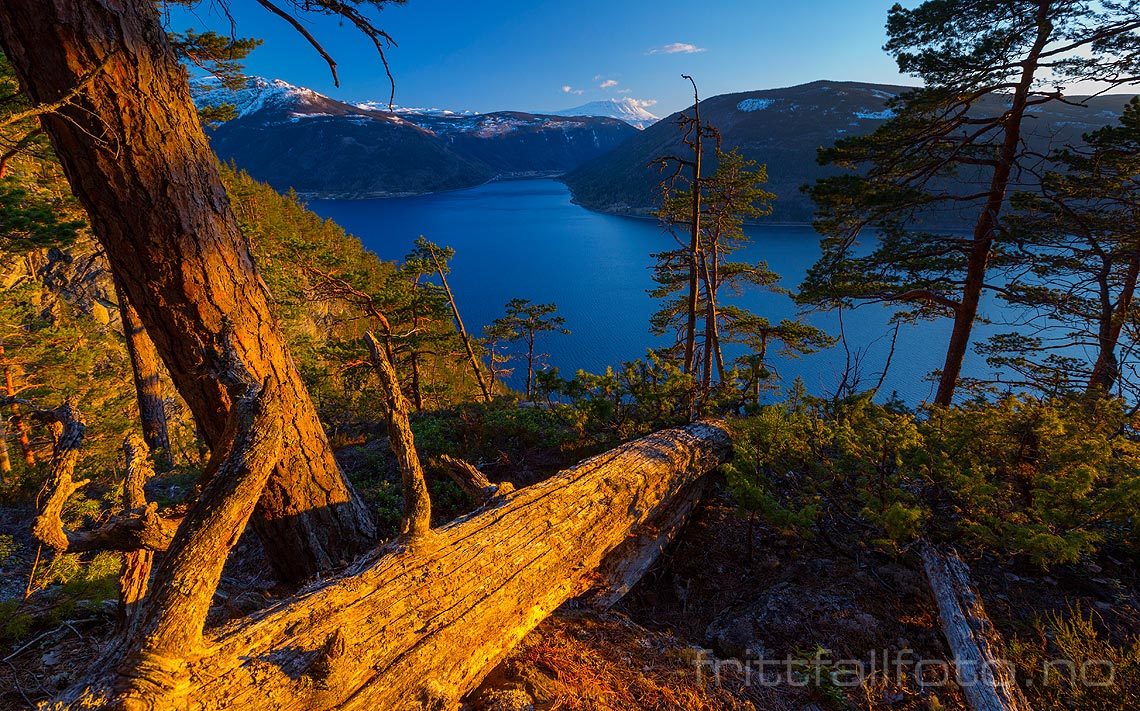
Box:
803 0 1140 406
654 148 829 408
486 299 569 401
394 237 466 410
651 76 719 380
981 98 1140 400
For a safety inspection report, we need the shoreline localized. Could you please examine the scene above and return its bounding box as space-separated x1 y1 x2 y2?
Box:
299 174 974 233
298 171 567 202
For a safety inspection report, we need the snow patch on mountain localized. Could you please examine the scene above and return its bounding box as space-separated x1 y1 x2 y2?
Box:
356 101 475 117
549 98 659 129
737 98 775 112
190 76 328 119
854 108 895 120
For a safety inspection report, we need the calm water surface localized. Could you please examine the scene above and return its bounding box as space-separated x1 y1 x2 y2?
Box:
308 179 1010 404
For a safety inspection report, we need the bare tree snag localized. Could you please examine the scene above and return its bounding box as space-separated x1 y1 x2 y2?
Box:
119 434 157 632
0 0 375 583
365 332 432 541
115 278 173 472
437 454 506 504
56 420 731 709
21 403 179 556
920 541 1032 711
426 244 493 403
29 401 87 552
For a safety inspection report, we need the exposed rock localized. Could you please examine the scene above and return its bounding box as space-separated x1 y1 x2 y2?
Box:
704 581 883 660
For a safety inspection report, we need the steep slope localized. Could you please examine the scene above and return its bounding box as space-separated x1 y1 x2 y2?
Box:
193 78 638 198
550 98 660 129
563 80 1133 224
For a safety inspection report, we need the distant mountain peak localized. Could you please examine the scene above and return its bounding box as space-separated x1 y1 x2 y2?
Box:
190 76 334 120
549 98 660 129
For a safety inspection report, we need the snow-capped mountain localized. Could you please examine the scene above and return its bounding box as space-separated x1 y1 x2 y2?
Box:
550 98 660 129
190 77 638 198
191 76 368 121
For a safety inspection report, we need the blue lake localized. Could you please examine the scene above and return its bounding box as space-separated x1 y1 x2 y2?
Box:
308 179 1012 404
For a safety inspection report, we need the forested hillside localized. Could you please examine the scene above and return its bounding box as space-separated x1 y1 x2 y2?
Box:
564 80 1132 224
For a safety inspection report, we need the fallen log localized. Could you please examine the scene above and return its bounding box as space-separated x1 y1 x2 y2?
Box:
57 419 730 709
920 541 1032 711
587 478 707 610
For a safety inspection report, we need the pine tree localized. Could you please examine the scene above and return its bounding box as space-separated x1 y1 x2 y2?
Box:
650 76 720 382
980 98 1140 401
654 148 829 408
485 299 569 401
803 0 1140 406
394 238 466 410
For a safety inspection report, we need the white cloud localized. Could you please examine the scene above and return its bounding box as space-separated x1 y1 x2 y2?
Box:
561 84 583 95
631 98 658 108
616 88 632 94
647 42 707 55
599 79 619 89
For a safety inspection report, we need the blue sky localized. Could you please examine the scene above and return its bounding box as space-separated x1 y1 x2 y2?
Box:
168 0 910 115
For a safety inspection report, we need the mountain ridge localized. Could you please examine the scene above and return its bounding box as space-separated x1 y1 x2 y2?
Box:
562 79 1134 225
192 77 639 198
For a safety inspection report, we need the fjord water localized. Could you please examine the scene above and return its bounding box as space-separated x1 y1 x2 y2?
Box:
309 179 996 404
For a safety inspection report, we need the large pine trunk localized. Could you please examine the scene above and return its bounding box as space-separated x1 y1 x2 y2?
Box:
61 420 731 710
0 0 375 581
933 4 1054 407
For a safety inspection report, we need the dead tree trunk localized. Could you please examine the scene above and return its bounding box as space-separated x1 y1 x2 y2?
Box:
28 401 87 552
586 478 707 609
115 277 173 471
920 541 1032 711
438 454 507 504
365 332 432 541
428 245 493 404
0 0 375 582
118 434 156 634
58 420 731 710
114 371 283 705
